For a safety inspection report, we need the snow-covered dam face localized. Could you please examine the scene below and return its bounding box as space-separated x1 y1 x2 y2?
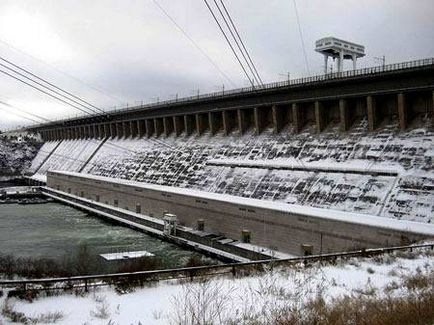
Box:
31 118 434 224
26 113 434 256
0 202 215 271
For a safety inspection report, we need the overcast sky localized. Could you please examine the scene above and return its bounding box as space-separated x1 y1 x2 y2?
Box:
0 0 433 130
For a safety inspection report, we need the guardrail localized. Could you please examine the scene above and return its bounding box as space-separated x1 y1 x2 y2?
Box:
1 242 432 292
27 57 434 129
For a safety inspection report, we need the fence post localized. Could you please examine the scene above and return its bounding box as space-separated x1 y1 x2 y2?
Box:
84 280 88 292
232 266 236 277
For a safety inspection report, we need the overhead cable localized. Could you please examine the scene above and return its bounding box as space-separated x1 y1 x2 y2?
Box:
0 61 98 115
0 99 51 122
0 68 96 116
218 0 263 85
202 0 255 87
0 56 105 115
152 0 237 88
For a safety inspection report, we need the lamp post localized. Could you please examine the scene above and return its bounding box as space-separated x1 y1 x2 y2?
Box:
374 55 386 69
214 84 225 95
279 72 290 83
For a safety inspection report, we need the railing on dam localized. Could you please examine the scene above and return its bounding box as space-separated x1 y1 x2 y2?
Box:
1 242 432 292
29 57 434 128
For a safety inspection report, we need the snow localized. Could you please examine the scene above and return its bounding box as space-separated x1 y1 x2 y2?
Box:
206 158 402 175
100 251 155 261
28 118 434 223
231 242 296 259
52 171 434 237
1 186 36 194
0 137 41 176
34 139 102 179
3 249 433 325
27 140 60 174
28 174 47 183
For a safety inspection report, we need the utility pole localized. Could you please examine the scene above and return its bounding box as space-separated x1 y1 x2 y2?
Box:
215 84 225 95
279 72 290 83
191 89 200 99
374 55 386 69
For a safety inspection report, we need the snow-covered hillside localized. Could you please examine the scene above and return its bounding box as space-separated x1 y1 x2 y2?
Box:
0 136 41 177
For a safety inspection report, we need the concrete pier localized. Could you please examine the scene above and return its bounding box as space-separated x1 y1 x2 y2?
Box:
184 115 195 136
367 95 378 131
173 116 184 136
116 123 123 138
145 119 154 137
209 112 221 135
196 114 206 135
237 109 247 135
222 111 235 135
397 93 407 130
163 117 173 136
110 123 116 138
315 101 326 132
292 103 304 133
272 105 283 133
339 99 351 131
254 107 264 135
154 118 164 137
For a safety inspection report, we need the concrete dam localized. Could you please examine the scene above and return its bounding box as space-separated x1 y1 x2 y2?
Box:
24 58 434 257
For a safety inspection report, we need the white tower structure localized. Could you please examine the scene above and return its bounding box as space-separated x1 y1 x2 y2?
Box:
315 37 365 74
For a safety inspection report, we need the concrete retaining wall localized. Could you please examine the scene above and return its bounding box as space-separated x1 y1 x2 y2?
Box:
47 171 432 256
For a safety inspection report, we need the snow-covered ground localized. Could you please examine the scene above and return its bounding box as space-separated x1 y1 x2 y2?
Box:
28 117 434 223
1 248 433 324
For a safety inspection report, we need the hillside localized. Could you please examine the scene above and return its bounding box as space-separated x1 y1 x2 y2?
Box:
0 136 41 177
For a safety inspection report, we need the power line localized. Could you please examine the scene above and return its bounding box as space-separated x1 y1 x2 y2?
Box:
0 99 51 122
0 56 105 115
0 61 99 115
218 0 263 85
0 38 126 104
0 105 40 124
0 68 95 116
293 0 310 75
212 0 261 86
202 0 255 87
152 0 237 88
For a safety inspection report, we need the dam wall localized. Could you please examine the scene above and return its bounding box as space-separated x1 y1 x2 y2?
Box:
29 117 434 224
47 171 434 256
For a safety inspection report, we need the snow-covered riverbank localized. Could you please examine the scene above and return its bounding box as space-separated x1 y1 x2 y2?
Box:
1 248 433 325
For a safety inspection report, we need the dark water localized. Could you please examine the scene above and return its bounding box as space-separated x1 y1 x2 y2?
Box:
0 178 26 188
0 202 214 268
